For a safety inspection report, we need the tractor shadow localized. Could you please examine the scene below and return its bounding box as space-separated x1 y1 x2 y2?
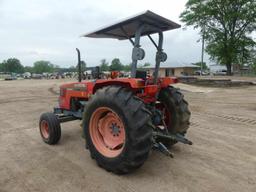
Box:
57 122 191 179
121 145 188 179
59 121 84 145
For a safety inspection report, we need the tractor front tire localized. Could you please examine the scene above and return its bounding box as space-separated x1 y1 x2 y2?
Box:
83 86 152 174
158 86 191 147
39 112 61 145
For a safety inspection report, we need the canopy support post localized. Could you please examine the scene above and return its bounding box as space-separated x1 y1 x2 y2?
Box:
153 31 164 84
131 24 145 78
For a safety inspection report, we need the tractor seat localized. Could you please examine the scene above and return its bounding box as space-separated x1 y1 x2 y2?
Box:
135 70 147 80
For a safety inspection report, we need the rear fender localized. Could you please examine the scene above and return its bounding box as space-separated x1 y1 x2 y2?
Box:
93 79 144 93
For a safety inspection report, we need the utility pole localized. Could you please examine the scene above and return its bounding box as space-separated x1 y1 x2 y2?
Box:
199 0 205 77
201 26 205 76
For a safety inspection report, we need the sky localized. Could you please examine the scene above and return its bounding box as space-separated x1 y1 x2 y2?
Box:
0 0 209 67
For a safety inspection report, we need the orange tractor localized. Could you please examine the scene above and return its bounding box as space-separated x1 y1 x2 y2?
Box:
39 11 191 174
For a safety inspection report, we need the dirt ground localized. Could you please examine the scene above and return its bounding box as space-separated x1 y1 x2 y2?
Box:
0 79 255 192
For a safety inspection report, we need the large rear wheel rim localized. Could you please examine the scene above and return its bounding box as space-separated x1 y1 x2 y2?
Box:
89 107 125 158
40 120 49 139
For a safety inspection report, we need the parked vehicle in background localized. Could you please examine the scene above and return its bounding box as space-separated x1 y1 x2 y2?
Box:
0 72 7 80
23 72 31 79
210 64 228 75
194 70 210 76
213 70 227 75
4 73 17 80
31 74 43 79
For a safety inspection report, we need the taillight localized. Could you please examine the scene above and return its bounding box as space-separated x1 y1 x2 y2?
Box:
136 80 145 87
173 78 179 83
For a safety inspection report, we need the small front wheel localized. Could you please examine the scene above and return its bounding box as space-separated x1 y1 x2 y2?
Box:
39 112 61 145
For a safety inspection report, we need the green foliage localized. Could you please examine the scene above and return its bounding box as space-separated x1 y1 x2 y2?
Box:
33 60 54 73
193 62 208 70
109 58 123 71
24 64 74 74
251 63 256 73
81 61 86 71
0 58 24 73
53 65 61 73
24 66 34 73
0 56 135 75
100 59 109 71
143 62 151 67
0 62 3 72
67 66 77 72
180 0 256 75
76 60 86 72
248 48 256 73
123 64 131 72
101 58 131 72
137 62 152 70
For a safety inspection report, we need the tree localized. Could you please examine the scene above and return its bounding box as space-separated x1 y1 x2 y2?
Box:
76 60 86 72
24 66 34 73
138 62 151 70
1 58 24 73
100 59 109 71
109 58 123 71
123 64 131 72
53 65 61 73
81 61 86 72
180 0 256 75
143 62 151 67
0 62 3 72
248 48 256 73
68 66 77 72
33 60 54 73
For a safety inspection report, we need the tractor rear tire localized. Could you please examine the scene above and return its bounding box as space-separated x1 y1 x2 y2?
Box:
157 86 191 147
39 112 61 145
83 86 152 174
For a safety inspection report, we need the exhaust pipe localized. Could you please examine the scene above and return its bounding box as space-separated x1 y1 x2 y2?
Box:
76 48 82 82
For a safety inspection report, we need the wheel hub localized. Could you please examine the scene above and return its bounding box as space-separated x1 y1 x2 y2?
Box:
110 123 121 136
89 107 125 158
40 120 49 139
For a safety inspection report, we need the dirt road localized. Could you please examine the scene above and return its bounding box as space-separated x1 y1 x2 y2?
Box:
0 79 255 192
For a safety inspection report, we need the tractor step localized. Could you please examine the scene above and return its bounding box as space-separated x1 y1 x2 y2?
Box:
54 107 82 123
57 115 78 123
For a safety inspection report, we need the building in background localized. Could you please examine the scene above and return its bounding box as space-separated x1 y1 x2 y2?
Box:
143 62 200 77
